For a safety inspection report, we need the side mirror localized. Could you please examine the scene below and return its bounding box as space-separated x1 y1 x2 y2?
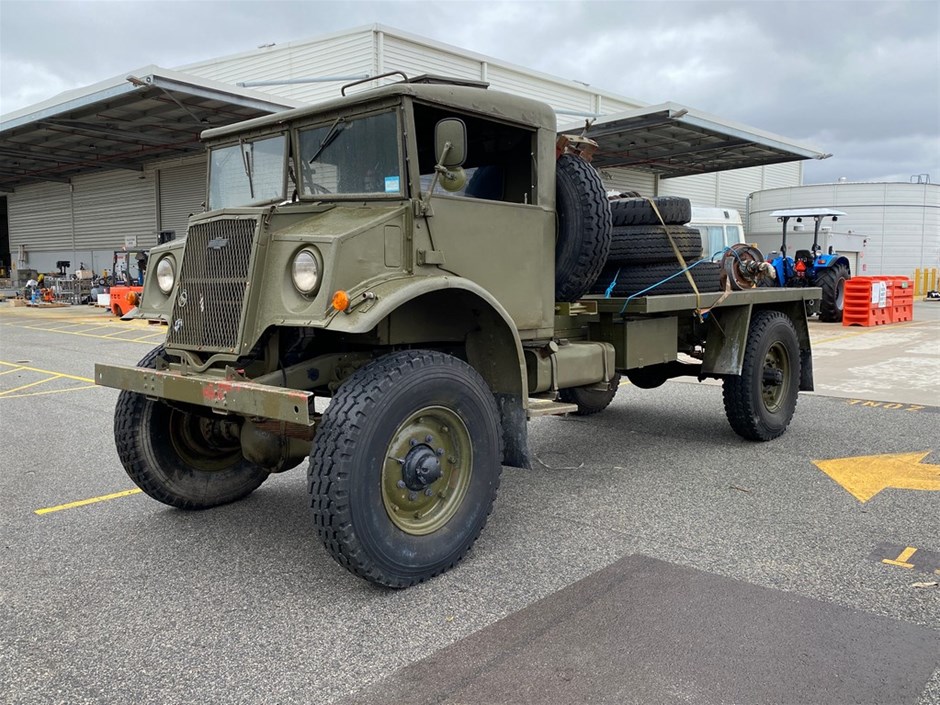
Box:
435 118 467 168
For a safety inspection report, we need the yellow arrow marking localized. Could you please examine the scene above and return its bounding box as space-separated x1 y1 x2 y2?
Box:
813 451 940 502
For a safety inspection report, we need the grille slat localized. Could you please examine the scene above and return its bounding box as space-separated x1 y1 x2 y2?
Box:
167 218 258 352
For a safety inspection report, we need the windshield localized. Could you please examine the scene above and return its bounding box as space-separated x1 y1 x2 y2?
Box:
208 134 286 209
297 111 401 197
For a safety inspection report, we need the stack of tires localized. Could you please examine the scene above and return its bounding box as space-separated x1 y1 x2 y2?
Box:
588 195 721 297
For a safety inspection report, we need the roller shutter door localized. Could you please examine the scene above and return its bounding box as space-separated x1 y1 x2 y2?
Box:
72 170 157 250
160 162 207 238
8 182 72 251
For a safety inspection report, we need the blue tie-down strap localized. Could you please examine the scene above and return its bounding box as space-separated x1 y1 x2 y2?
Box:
604 268 621 298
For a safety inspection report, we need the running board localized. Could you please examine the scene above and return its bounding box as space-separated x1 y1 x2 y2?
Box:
527 397 579 418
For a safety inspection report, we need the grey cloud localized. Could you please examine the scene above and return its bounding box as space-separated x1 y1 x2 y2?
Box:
1 0 938 184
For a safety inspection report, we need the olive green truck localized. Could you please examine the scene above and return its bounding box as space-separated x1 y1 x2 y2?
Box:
96 75 819 588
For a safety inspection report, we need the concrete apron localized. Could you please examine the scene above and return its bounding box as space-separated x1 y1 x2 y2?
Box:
808 300 940 407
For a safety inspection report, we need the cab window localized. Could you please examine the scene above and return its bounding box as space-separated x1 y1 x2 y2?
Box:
413 102 536 205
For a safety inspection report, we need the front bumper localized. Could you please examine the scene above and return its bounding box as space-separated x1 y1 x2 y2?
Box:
95 363 314 426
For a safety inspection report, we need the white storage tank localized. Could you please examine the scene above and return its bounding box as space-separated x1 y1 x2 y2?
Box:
747 181 939 280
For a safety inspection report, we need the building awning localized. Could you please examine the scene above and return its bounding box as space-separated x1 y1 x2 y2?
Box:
0 66 302 192
559 102 830 179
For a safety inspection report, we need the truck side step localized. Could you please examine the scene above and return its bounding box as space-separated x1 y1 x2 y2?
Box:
527 396 579 418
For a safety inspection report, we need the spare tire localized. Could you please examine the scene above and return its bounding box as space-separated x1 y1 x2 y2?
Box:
610 196 692 227
589 261 722 297
607 225 702 265
555 154 612 302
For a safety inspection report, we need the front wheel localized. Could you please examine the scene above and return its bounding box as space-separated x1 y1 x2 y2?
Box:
722 310 801 441
309 350 503 588
114 347 269 509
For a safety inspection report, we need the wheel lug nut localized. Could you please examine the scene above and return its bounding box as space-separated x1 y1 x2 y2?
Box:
425 435 433 443
441 425 448 433
410 439 418 446
409 492 418 501
448 456 457 464
436 448 444 456
397 480 406 489
425 488 434 496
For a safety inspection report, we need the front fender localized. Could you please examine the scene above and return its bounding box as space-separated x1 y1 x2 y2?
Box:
327 274 531 468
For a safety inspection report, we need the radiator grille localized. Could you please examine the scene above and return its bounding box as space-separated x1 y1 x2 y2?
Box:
166 217 258 352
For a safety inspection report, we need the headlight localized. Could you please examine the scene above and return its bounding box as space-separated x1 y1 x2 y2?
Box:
156 256 175 294
291 249 321 295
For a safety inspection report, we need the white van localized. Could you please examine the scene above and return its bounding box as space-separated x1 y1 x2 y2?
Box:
688 207 745 260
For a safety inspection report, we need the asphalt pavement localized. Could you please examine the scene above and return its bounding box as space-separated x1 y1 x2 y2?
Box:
0 302 938 705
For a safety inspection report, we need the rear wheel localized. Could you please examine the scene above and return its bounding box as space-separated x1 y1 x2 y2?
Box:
558 374 622 415
309 350 502 588
722 310 801 441
114 346 269 509
817 264 849 322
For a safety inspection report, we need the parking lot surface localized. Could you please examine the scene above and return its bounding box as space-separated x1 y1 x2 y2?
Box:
1 302 938 705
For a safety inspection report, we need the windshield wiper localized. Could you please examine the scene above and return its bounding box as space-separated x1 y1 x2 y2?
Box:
240 139 255 199
308 118 347 165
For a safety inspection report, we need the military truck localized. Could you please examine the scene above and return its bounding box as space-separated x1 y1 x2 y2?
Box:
96 74 819 588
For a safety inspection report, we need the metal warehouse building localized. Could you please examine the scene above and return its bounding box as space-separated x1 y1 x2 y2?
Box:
0 24 823 275
747 181 939 282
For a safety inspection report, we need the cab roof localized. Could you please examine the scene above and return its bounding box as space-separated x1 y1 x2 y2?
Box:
200 76 557 141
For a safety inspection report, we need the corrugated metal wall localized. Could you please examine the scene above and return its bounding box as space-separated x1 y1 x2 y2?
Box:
182 31 375 105
158 161 207 237
598 168 657 196
748 182 939 276
71 170 156 249
659 174 718 207
660 163 805 214
9 171 157 252
8 182 73 251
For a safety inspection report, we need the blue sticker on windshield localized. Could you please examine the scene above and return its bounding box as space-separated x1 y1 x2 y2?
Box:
384 176 400 193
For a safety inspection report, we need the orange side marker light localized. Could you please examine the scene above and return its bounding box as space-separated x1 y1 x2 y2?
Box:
332 290 350 312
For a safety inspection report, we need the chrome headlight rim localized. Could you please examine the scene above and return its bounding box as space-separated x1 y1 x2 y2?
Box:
291 248 322 296
155 255 176 295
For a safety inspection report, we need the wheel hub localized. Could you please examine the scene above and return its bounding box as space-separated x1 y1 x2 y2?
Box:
381 407 473 536
402 444 443 490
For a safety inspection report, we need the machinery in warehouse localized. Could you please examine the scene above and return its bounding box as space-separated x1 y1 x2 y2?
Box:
764 209 852 322
108 249 147 316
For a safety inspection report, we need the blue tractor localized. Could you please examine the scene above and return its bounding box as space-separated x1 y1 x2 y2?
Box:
766 209 851 322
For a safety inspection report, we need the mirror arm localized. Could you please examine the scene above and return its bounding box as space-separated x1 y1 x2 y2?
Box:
420 141 453 214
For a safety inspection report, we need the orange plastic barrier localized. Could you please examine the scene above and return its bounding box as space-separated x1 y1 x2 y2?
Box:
842 276 914 326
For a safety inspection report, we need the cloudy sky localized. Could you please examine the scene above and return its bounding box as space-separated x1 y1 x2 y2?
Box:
1 0 938 184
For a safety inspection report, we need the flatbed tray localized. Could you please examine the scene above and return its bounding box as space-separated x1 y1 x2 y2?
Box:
584 287 822 315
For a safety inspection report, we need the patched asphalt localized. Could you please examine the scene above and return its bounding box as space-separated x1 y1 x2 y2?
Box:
338 555 940 705
1 303 938 705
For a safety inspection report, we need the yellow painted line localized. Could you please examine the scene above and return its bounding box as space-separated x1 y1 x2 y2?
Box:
2 384 97 399
0 376 57 396
0 368 22 376
0 360 94 383
34 488 143 515
883 546 917 568
0 323 154 343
